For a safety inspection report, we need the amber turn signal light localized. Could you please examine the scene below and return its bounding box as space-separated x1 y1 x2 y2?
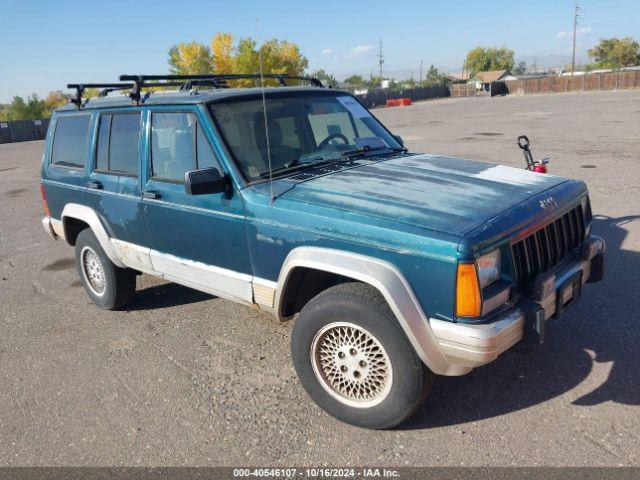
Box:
40 183 51 218
456 263 481 317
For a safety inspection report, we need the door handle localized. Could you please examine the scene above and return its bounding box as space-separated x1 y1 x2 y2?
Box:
87 181 103 190
142 190 161 200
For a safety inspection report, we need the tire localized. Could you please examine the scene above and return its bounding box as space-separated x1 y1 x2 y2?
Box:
291 282 433 429
74 229 136 310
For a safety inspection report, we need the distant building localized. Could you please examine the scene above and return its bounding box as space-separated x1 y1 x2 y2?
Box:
468 69 511 84
467 69 511 94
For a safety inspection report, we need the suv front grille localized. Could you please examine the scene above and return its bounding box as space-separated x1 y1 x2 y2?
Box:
511 204 586 292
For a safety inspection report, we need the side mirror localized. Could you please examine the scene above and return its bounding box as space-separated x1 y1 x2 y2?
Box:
393 134 404 146
184 167 227 195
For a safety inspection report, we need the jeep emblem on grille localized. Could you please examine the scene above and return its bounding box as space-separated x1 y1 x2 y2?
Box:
539 197 558 209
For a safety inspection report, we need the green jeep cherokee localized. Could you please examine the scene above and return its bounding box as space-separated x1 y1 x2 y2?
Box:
40 74 605 428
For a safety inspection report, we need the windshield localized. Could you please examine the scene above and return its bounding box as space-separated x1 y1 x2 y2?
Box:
209 91 402 181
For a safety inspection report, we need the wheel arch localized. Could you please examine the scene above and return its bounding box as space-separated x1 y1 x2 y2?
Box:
275 247 458 376
60 203 125 267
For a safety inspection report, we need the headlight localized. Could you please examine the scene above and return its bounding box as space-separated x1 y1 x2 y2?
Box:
476 249 501 288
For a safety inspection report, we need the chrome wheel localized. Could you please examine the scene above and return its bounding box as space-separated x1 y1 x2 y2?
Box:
311 322 393 408
81 246 106 296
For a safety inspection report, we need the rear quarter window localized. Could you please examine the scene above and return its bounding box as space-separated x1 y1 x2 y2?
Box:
51 115 91 168
94 112 141 176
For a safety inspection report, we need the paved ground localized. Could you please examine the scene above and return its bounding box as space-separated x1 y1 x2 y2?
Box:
1 90 639 467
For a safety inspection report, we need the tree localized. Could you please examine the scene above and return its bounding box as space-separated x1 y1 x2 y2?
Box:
3 94 46 120
423 65 447 86
465 46 515 75
45 91 71 111
211 33 235 74
512 61 527 75
233 37 260 79
167 34 308 85
588 37 640 69
343 75 367 88
402 77 417 89
168 41 213 75
254 38 308 78
8 96 28 119
26 94 46 119
309 69 337 87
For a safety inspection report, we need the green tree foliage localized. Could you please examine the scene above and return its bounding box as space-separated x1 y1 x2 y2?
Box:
343 74 367 88
309 69 338 88
423 65 448 86
465 46 515 75
0 94 47 120
588 37 640 69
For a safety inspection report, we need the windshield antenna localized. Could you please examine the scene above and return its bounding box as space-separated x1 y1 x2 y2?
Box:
257 18 275 204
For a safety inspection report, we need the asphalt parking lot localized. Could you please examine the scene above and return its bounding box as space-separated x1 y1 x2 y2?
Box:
1 90 639 466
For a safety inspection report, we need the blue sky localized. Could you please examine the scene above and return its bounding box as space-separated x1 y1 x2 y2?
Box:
1 0 639 102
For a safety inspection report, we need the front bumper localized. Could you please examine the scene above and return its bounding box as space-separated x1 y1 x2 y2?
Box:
430 235 605 371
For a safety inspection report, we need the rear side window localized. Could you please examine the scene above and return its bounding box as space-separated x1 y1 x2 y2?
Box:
151 112 220 182
51 115 91 168
95 112 141 176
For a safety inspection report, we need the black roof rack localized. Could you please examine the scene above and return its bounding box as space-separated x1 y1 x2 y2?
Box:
66 73 323 108
67 83 134 108
120 74 323 102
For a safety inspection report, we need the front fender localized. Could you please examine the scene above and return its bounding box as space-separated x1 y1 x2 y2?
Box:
275 247 469 376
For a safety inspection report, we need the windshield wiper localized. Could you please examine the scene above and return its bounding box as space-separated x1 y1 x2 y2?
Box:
340 145 407 160
258 158 349 179
257 146 406 179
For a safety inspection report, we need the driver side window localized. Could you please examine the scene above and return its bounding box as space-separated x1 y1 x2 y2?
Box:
308 111 356 147
151 112 221 182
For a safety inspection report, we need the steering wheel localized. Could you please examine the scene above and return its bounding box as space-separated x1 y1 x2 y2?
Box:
317 133 349 150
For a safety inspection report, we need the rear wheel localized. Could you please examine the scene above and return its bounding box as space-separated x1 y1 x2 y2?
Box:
291 282 433 429
75 229 136 310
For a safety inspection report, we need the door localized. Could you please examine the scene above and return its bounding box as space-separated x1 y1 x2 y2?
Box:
141 108 251 301
85 110 146 246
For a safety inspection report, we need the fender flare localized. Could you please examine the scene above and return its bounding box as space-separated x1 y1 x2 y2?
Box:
275 247 463 376
60 203 125 268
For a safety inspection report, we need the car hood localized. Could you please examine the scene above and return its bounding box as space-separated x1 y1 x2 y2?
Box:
278 153 569 236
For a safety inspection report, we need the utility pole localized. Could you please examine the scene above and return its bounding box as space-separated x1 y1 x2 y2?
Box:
533 58 537 74
419 59 423 90
571 1 579 77
377 38 384 85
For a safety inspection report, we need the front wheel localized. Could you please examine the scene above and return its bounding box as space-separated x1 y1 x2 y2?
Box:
291 282 433 429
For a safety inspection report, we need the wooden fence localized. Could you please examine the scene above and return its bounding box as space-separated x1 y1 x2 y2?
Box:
505 71 640 95
450 70 640 97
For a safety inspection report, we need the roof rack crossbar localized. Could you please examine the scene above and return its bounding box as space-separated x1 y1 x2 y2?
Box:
120 73 323 90
67 83 134 108
64 74 324 109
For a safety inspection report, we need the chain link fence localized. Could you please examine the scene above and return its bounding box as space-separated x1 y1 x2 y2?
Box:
0 119 50 144
355 85 450 108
